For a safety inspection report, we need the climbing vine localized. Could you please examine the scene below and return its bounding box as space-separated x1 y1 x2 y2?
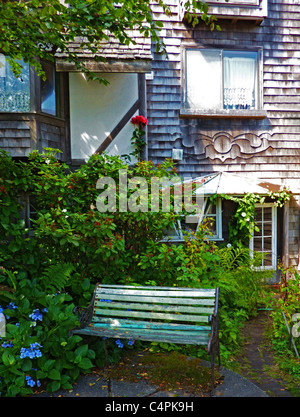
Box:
219 190 291 246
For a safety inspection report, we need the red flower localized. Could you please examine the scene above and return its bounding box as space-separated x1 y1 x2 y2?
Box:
131 115 148 128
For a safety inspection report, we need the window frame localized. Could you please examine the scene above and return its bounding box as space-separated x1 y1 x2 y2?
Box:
181 46 265 119
162 197 223 242
0 55 60 117
249 203 277 270
40 60 59 117
0 54 31 113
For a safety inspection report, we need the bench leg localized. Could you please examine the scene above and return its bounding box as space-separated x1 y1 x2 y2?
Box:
104 338 109 367
210 352 215 396
104 339 112 397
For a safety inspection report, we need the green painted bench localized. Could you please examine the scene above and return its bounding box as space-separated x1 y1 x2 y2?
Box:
71 283 220 390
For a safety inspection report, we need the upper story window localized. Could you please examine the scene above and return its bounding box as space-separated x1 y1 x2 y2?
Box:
0 54 30 112
0 54 59 116
184 48 261 113
179 0 268 23
181 48 266 119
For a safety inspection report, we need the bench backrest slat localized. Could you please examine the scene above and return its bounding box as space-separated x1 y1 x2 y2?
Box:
91 284 217 327
96 287 216 298
91 318 210 332
96 293 215 306
94 300 214 315
93 308 210 323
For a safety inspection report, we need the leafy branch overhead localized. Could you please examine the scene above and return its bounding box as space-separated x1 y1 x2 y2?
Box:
0 0 218 80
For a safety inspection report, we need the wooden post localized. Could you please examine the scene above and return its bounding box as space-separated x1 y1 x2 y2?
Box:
138 73 148 161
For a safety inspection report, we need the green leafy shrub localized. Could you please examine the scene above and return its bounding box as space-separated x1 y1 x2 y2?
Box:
0 148 278 394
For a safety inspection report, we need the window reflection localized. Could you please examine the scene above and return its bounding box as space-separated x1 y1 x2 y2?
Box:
0 54 30 112
41 61 56 116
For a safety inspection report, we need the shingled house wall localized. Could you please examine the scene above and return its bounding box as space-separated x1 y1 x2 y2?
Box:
146 0 300 268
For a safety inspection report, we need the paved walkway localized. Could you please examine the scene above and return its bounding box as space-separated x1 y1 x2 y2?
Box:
33 311 297 399
34 360 267 398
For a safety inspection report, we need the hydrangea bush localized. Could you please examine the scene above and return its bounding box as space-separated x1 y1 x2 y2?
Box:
0 148 179 396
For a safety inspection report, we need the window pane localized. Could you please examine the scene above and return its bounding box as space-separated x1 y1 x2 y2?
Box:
264 222 272 236
206 203 217 215
264 253 273 267
263 207 272 221
181 215 198 233
223 51 257 110
186 49 221 110
165 224 181 239
264 238 272 251
0 54 30 112
206 217 217 236
41 62 56 115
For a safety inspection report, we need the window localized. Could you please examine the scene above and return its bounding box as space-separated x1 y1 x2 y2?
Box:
41 61 57 116
0 54 30 112
184 48 262 113
0 55 59 115
249 204 277 270
164 197 222 241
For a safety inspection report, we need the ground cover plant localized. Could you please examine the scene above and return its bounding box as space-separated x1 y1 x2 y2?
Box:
0 147 290 396
264 267 300 393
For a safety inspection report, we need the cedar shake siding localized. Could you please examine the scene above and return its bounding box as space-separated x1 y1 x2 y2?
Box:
146 0 300 267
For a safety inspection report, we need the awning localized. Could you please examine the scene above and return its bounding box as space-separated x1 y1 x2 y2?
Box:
193 172 297 195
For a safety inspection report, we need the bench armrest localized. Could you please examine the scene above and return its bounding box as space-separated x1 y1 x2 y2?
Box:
71 283 99 331
207 313 219 355
73 304 94 329
207 288 219 355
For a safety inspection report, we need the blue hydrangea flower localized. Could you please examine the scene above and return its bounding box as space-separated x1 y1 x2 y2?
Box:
20 342 43 359
116 339 123 348
128 339 134 346
25 375 41 388
7 302 17 310
25 376 36 387
29 309 43 322
1 340 14 348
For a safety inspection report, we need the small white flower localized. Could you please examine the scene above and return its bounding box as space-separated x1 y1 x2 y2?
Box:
45 158 50 165
227 243 232 248
246 218 250 222
62 209 67 213
241 212 247 217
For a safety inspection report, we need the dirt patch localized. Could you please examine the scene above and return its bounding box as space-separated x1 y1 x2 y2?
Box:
100 350 223 396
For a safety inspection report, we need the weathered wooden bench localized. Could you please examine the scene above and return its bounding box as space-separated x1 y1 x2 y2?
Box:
71 284 220 390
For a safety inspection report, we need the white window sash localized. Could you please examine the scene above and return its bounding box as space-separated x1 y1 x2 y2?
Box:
249 203 277 270
185 48 259 111
162 197 222 241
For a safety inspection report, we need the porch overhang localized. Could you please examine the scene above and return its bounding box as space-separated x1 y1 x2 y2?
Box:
193 172 300 196
55 58 152 73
